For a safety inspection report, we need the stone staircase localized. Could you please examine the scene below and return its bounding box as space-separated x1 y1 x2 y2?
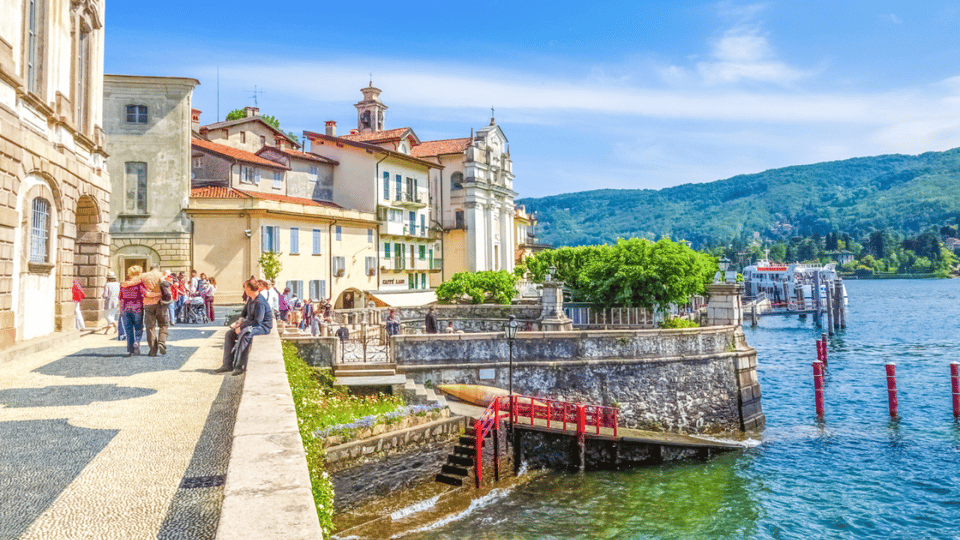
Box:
435 426 478 487
332 364 447 409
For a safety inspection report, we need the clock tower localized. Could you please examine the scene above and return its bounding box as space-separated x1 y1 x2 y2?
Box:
354 82 388 134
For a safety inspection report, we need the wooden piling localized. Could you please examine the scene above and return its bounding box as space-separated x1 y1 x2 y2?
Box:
825 279 834 335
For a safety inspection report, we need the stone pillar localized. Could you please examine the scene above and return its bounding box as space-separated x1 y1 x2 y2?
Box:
706 283 744 327
540 281 572 332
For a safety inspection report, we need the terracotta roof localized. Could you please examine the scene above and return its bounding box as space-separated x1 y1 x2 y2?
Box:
200 116 299 146
257 146 339 165
339 127 419 145
411 138 470 158
303 131 443 170
190 186 341 208
192 138 289 169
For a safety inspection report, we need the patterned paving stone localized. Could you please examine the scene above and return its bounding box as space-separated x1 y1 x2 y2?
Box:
0 310 239 540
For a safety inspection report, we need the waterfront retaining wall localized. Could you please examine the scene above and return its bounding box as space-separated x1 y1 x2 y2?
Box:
389 304 543 334
326 415 465 511
284 335 338 367
392 326 764 433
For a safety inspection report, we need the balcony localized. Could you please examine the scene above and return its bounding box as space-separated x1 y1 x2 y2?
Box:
397 189 428 209
381 257 406 271
430 258 443 271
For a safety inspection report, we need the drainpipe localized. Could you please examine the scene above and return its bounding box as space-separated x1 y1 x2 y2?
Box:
329 217 337 305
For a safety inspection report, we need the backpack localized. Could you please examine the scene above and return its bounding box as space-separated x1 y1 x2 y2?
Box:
159 280 173 304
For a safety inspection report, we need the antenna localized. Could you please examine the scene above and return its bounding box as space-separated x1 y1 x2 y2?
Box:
248 85 265 107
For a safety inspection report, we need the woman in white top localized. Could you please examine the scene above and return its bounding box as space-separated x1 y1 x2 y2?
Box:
102 271 121 334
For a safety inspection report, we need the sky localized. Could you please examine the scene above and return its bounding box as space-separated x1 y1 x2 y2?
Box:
104 1 960 199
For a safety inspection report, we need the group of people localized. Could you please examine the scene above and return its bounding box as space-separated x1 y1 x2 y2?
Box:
101 266 217 357
273 285 334 336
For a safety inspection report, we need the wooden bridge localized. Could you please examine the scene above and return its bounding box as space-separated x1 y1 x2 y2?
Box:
436 395 751 488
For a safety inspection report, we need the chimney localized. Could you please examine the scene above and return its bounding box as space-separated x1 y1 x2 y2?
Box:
325 120 337 136
191 108 201 131
244 106 259 118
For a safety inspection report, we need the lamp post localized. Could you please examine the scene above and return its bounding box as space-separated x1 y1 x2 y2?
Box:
504 314 519 437
718 257 731 283
545 265 557 283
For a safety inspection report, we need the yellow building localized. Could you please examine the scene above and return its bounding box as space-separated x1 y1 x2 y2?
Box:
0 0 110 348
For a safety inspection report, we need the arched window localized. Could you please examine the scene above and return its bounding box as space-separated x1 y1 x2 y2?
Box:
451 172 463 190
30 198 50 263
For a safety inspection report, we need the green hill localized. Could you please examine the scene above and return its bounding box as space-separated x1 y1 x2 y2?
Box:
518 148 960 248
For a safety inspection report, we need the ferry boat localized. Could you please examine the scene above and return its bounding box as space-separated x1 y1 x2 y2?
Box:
742 260 848 310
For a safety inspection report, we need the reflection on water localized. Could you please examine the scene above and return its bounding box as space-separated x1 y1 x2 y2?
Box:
346 280 960 539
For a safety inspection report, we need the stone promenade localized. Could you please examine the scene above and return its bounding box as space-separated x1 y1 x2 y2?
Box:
0 314 239 540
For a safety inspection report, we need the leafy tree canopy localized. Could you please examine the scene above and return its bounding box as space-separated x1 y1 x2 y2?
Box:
225 108 281 130
258 251 282 281
436 270 518 305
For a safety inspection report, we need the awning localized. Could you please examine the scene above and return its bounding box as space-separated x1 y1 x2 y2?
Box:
365 290 437 307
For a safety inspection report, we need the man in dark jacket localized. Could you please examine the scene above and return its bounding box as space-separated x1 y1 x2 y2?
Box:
216 279 273 375
425 305 439 334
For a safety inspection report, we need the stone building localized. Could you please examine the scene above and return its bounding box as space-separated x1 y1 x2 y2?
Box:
413 114 517 279
0 0 110 349
103 75 198 277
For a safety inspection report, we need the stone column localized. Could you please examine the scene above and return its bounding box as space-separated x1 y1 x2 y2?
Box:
464 201 479 272
706 283 744 327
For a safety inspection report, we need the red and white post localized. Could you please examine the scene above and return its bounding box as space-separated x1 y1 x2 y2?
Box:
951 362 959 418
886 363 898 418
813 361 825 418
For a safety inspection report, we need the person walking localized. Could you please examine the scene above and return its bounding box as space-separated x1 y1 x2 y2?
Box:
102 272 120 334
424 305 439 334
206 277 217 322
72 278 86 330
119 266 145 356
166 274 179 326
279 287 290 322
123 264 169 356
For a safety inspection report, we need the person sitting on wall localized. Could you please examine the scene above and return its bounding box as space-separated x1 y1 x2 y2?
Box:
385 309 401 336
444 321 455 334
216 278 273 376
425 305 439 334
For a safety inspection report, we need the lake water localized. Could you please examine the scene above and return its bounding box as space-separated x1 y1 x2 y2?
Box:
396 279 960 540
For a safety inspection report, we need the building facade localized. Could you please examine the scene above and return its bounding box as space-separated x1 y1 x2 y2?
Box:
0 0 110 348
103 75 198 277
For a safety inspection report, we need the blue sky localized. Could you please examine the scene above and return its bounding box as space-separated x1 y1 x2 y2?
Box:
105 1 960 198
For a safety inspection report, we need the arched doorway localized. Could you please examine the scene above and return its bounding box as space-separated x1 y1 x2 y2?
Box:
335 288 364 310
73 194 108 328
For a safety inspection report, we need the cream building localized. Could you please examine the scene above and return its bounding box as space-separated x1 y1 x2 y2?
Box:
103 75 199 277
0 0 110 349
413 114 517 279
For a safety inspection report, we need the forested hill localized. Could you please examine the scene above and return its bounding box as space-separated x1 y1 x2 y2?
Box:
518 147 960 248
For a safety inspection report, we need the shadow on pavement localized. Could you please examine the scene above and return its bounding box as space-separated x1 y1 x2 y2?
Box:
0 384 157 408
0 418 118 539
33 346 198 378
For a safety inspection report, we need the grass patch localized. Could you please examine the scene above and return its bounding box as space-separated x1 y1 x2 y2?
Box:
283 341 403 536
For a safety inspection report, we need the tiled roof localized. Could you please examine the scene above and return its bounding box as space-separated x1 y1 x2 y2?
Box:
411 138 470 158
201 117 298 145
339 127 417 145
261 146 338 165
192 138 289 169
190 186 341 208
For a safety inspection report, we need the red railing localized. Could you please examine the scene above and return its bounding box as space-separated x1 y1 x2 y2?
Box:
473 395 619 487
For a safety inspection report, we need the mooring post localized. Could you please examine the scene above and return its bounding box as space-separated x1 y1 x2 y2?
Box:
833 282 842 331
951 362 959 418
825 282 834 335
576 404 586 472
474 419 483 488
813 361 825 418
493 399 500 481
886 363 898 419
821 333 828 365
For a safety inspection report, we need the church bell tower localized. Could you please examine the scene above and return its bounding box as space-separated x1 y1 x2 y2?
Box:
354 82 387 134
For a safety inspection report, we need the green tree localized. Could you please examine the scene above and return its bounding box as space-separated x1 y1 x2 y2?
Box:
258 251 282 281
225 108 281 130
436 270 518 304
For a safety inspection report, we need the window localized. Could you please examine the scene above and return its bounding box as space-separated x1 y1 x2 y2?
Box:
409 211 416 234
240 166 260 184
395 174 402 200
260 135 266 146
286 280 303 300
76 28 90 131
367 229 374 243
455 210 465 229
241 132 246 144
262 225 281 253
382 171 390 200
333 256 346 277
26 0 43 94
289 227 299 255
273 171 284 189
420 214 426 236
408 273 415 290
335 226 342 241
365 256 377 276
126 105 147 124
451 172 463 190
29 198 50 263
406 177 416 201
309 280 326 301
384 243 391 259
419 245 426 260
124 162 148 213
312 229 323 255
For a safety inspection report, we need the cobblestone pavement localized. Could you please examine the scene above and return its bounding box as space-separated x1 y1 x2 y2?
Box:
0 312 240 540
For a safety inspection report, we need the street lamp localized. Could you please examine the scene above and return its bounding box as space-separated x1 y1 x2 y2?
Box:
504 315 519 437
545 265 557 282
718 257 731 283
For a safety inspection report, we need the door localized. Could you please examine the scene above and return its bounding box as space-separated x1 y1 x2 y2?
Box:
124 258 147 278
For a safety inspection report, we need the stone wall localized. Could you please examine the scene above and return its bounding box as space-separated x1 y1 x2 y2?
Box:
284 335 338 368
392 326 764 434
326 415 465 511
389 304 543 334
109 234 192 276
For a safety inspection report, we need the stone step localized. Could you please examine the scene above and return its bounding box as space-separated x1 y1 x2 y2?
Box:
333 375 407 387
435 473 463 487
333 369 397 378
441 464 469 477
335 362 396 371
447 454 473 468
458 436 476 446
453 445 475 456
